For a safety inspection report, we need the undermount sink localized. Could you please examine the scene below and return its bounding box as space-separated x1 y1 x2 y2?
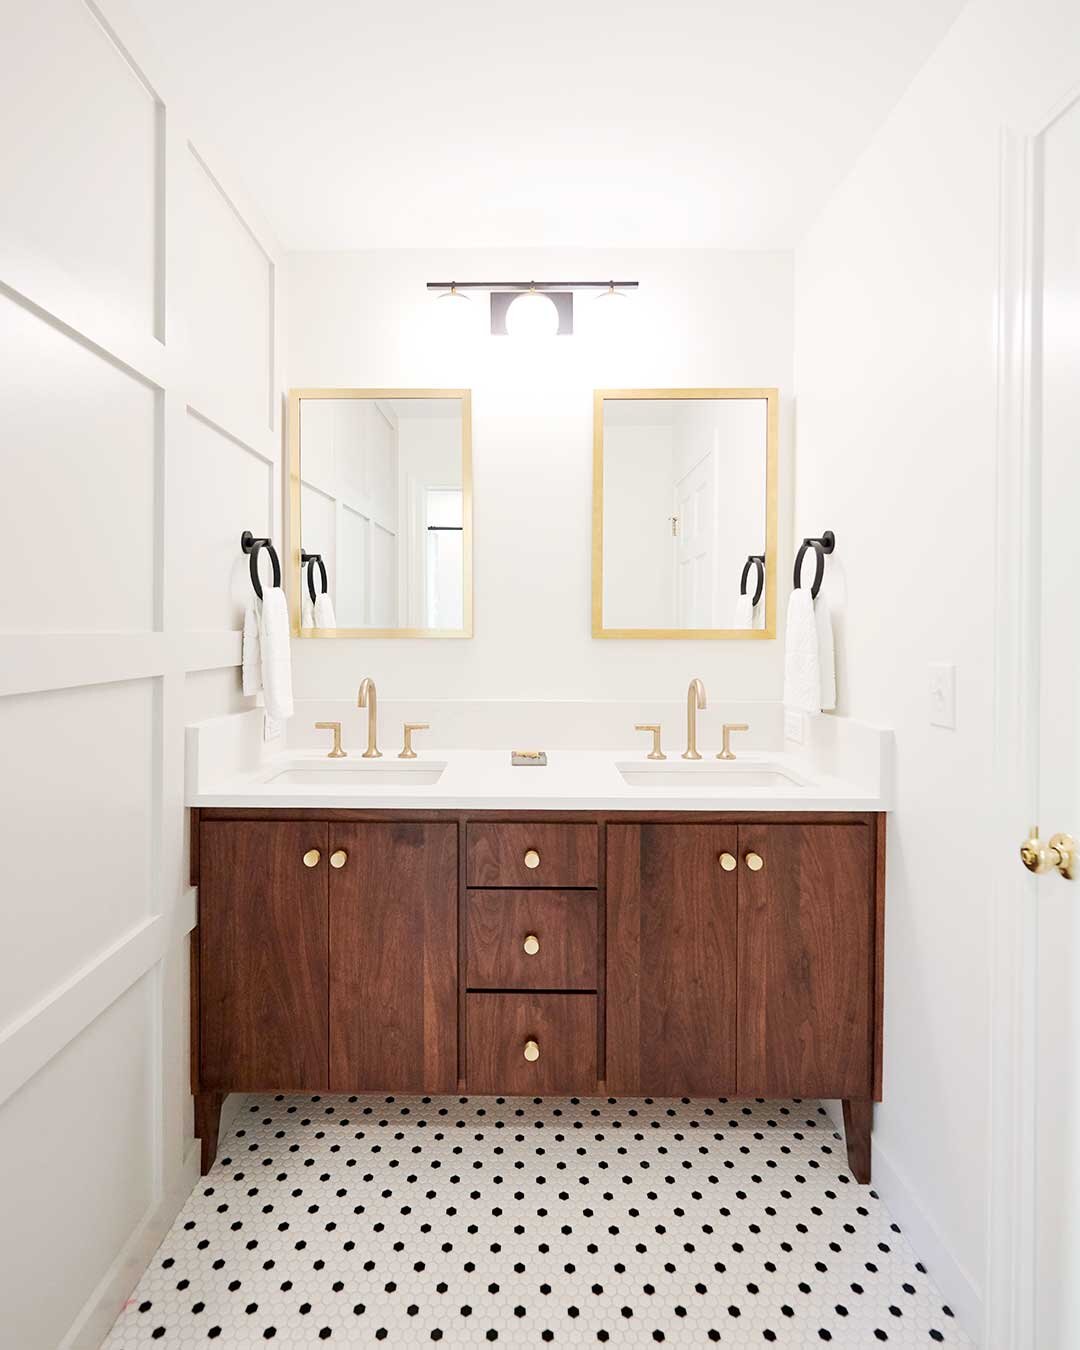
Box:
616 761 805 789
265 760 447 788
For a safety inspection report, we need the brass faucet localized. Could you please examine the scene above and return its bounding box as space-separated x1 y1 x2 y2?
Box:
717 722 749 760
683 678 707 760
357 678 381 759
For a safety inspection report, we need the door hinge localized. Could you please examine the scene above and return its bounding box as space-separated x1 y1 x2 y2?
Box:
670 516 679 536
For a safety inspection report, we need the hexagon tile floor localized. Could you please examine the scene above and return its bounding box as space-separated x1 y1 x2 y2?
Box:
103 1094 971 1348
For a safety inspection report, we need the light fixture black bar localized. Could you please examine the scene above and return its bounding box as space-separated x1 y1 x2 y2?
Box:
426 281 639 291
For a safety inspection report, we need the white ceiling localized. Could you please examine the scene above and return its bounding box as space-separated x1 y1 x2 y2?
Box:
133 0 964 252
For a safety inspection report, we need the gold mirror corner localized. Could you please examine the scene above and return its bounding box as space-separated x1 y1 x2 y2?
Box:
287 388 473 639
591 387 779 640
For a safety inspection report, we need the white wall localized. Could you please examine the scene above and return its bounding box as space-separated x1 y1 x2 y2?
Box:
286 248 793 701
0 1 282 1345
793 0 1080 1341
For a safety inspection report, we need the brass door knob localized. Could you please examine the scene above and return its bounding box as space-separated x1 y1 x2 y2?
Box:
524 849 541 869
1020 826 1076 879
330 850 348 869
523 933 540 956
523 1039 540 1062
303 849 321 868
718 852 737 872
745 852 764 872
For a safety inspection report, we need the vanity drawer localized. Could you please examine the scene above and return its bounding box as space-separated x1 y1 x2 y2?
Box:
466 823 598 888
466 890 597 990
466 992 597 1094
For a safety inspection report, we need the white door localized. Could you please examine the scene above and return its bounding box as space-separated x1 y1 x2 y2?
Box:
1032 95 1080 1350
674 453 715 627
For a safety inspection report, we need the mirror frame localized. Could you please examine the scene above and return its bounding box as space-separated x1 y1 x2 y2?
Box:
288 387 473 638
592 387 779 640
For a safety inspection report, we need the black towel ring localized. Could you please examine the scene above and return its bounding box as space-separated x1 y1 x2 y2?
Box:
740 554 765 608
240 530 281 600
793 530 835 600
301 551 328 604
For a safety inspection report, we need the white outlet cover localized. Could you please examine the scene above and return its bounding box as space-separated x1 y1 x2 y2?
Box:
784 707 805 744
929 662 957 729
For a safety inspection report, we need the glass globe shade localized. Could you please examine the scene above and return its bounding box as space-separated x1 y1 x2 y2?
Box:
505 290 560 338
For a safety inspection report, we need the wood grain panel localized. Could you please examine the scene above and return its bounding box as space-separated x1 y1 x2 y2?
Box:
466 993 597 1094
606 823 738 1095
199 821 329 1090
737 823 873 1098
329 822 457 1092
467 823 598 888
465 890 597 990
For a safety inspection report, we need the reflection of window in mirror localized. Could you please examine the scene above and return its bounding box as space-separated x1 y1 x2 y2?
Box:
291 390 472 637
593 389 777 639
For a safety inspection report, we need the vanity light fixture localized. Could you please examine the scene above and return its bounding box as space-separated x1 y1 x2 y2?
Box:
438 282 470 303
504 286 560 338
426 279 639 336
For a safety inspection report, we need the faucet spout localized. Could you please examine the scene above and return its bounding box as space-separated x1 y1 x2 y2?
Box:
683 678 706 760
357 678 382 759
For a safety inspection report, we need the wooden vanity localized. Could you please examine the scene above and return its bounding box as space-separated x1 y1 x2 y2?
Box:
190 809 885 1182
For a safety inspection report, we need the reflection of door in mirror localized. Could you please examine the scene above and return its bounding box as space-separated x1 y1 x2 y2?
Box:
674 452 715 627
292 391 471 637
594 390 777 639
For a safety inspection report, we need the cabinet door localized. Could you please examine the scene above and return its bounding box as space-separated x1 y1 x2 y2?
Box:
607 823 738 1095
199 821 329 1090
329 822 458 1092
737 823 873 1098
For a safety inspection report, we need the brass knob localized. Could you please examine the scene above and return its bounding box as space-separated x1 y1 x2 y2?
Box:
524 849 541 869
523 933 540 956
745 852 764 872
718 852 737 872
1021 826 1076 879
303 849 321 868
523 1039 540 1062
330 850 347 869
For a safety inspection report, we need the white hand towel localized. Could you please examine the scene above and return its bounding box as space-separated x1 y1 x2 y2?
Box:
301 589 315 630
242 597 262 696
783 587 822 713
258 586 294 722
815 591 836 711
733 592 754 629
313 591 338 629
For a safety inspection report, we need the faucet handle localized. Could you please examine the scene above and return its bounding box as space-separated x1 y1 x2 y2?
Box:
634 723 666 761
399 722 430 760
315 721 347 758
717 722 750 761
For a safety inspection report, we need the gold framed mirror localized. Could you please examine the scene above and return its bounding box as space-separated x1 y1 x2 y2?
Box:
592 388 778 639
288 388 473 638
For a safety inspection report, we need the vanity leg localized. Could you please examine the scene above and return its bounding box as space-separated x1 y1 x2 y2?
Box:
195 1090 224 1176
842 1098 873 1183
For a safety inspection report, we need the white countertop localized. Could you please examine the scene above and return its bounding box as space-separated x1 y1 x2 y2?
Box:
188 747 885 813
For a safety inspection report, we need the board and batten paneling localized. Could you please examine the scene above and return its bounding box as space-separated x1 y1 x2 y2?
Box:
0 679 157 1029
0 0 284 1345
181 410 275 631
183 144 274 442
0 977 156 1350
0 292 160 632
0 0 161 338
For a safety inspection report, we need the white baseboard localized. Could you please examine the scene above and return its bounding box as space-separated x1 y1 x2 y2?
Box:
818 1099 982 1344
59 1140 201 1350
869 1134 984 1347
